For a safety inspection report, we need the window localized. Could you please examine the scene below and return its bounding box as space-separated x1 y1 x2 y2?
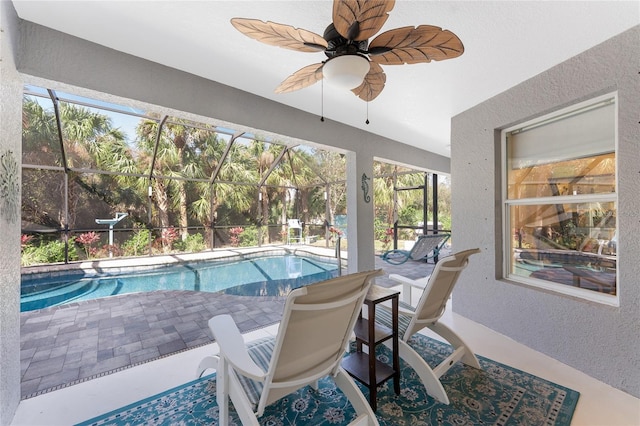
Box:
503 94 617 304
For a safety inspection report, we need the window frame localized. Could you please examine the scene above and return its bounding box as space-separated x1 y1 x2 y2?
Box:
501 93 619 306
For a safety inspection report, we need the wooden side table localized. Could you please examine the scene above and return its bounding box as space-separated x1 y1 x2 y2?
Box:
342 285 400 410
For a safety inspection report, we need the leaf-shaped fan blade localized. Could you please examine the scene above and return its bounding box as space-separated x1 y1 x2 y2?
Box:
369 25 464 65
332 0 395 41
231 18 328 53
351 62 386 102
275 63 324 94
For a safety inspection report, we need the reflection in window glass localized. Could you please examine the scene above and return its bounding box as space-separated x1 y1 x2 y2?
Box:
509 202 616 295
504 95 617 301
507 153 615 199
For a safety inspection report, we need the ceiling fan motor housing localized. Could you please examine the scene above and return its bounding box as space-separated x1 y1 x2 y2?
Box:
323 23 368 59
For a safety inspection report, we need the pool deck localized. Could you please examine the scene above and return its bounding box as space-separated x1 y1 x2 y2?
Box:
20 246 443 399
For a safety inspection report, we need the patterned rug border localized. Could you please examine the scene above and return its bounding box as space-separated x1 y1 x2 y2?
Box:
77 335 580 426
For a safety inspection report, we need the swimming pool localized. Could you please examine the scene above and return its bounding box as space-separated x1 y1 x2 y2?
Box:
21 254 339 312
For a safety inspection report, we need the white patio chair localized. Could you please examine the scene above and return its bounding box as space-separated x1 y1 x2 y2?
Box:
287 218 303 244
376 248 481 405
197 269 383 426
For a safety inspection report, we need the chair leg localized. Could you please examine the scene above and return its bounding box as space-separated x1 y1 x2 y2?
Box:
216 356 230 426
227 377 260 426
384 340 449 404
429 322 481 369
334 368 380 426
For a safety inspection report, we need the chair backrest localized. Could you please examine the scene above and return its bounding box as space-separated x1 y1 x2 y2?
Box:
409 234 451 260
288 219 302 228
261 269 382 407
410 248 480 327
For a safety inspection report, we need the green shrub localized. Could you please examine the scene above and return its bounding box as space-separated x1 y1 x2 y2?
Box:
398 205 420 226
174 233 206 253
398 228 415 241
122 228 151 256
374 218 391 241
186 233 206 252
21 239 77 266
439 216 452 232
239 226 259 247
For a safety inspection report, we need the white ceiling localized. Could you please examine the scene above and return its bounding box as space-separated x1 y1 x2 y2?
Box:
12 1 639 158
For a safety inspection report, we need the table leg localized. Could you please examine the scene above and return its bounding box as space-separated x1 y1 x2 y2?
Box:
356 309 363 353
392 296 400 395
367 301 377 410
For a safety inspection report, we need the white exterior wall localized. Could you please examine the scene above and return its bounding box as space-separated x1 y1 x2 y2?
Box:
346 150 376 273
451 26 640 397
0 0 24 423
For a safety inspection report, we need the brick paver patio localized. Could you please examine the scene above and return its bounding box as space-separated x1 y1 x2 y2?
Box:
20 253 444 399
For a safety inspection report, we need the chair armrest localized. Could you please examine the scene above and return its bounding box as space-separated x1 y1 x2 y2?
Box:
376 300 415 316
389 274 430 290
209 314 266 381
389 274 430 305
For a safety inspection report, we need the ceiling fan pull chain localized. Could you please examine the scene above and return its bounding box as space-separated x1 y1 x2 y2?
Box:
320 79 325 122
366 101 370 125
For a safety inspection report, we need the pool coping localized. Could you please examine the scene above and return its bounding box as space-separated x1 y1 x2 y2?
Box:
22 244 347 283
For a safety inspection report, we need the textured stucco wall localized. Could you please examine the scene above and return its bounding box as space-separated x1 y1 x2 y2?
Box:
0 0 24 423
451 26 640 397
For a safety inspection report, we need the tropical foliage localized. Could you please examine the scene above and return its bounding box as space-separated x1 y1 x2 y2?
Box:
20 88 451 265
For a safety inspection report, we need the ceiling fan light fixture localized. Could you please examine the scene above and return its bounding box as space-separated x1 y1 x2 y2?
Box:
232 1 464 101
322 55 370 89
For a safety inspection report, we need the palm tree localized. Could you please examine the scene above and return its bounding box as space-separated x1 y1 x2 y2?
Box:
22 97 64 229
22 97 59 166
248 139 283 244
273 147 320 233
190 132 254 247
373 162 396 225
135 117 205 242
23 98 130 231
315 150 346 227
259 144 293 242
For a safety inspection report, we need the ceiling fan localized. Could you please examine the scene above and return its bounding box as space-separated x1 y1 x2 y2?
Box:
231 0 464 102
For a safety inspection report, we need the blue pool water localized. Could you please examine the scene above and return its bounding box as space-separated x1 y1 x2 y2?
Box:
21 255 339 312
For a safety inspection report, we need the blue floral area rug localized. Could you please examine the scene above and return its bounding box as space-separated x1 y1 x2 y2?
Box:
77 334 579 425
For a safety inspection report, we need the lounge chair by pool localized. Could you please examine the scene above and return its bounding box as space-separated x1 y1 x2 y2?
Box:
381 233 450 265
